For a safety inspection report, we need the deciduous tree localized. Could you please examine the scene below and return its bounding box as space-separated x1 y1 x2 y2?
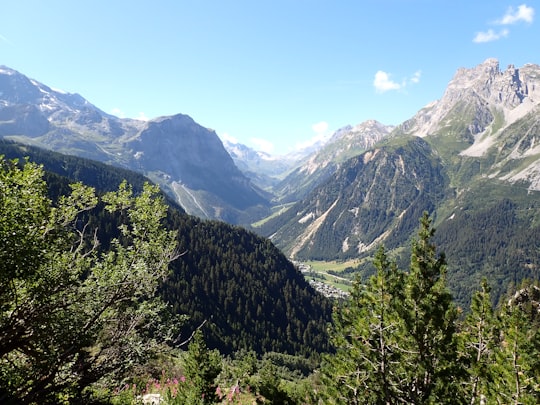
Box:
0 157 179 403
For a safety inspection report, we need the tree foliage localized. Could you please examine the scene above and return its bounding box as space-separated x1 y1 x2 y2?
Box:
321 246 405 404
167 330 222 404
0 142 333 359
321 213 463 404
0 157 179 403
320 213 540 404
162 216 332 356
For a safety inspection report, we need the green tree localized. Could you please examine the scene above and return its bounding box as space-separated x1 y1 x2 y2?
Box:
0 157 179 403
179 329 222 404
491 288 540 404
320 213 464 404
398 212 463 404
320 246 405 404
458 279 499 404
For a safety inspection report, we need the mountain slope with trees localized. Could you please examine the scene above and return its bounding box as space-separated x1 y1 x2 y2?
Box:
318 215 540 405
3 147 540 404
256 59 540 308
0 143 332 357
260 136 449 260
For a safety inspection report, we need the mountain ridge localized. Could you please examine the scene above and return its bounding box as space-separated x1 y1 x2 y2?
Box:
257 58 540 306
0 66 270 224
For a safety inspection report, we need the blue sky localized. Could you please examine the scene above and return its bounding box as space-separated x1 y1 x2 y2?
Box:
0 1 536 155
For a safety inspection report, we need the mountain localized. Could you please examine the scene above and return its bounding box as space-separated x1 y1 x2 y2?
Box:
260 59 540 306
260 136 448 259
0 140 332 356
223 133 342 193
0 66 269 224
271 120 393 204
393 58 540 190
223 139 297 191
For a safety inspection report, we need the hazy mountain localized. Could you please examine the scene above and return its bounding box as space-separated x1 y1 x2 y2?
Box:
0 66 269 224
223 139 298 191
222 132 343 191
271 120 393 203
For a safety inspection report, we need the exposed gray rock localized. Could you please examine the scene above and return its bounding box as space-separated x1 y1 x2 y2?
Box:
0 66 269 224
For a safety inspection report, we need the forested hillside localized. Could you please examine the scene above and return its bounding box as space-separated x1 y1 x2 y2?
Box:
0 142 332 356
435 196 540 307
260 137 449 259
2 153 540 404
162 215 331 355
0 139 165 201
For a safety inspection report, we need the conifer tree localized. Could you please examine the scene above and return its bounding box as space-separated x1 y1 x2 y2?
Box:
181 330 222 404
491 290 540 404
320 213 465 404
459 279 499 404
321 246 407 403
398 212 464 404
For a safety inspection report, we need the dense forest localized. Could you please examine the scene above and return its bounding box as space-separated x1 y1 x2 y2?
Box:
0 141 333 357
162 215 332 355
1 148 540 404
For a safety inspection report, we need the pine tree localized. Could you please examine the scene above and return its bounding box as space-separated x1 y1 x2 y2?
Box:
399 212 464 404
320 213 465 404
491 289 540 404
321 246 407 404
182 330 222 404
459 279 499 404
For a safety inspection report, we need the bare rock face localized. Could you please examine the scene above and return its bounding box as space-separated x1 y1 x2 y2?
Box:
399 59 540 138
448 59 540 110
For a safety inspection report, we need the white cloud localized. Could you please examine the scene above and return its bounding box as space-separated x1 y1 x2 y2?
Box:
410 70 422 84
137 112 149 121
373 71 401 93
250 138 274 154
474 4 534 43
497 4 534 25
473 28 510 43
220 132 238 144
0 34 11 45
312 121 329 134
293 121 332 150
373 70 421 93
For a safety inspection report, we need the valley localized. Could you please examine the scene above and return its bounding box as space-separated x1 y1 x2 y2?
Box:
2 58 540 403
2 59 540 308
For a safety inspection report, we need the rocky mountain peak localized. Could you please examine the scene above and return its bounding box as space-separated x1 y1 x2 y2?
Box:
398 59 540 138
446 58 540 110
328 120 393 148
0 66 269 223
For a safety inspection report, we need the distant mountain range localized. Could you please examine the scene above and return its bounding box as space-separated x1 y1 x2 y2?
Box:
0 66 268 224
2 59 540 306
